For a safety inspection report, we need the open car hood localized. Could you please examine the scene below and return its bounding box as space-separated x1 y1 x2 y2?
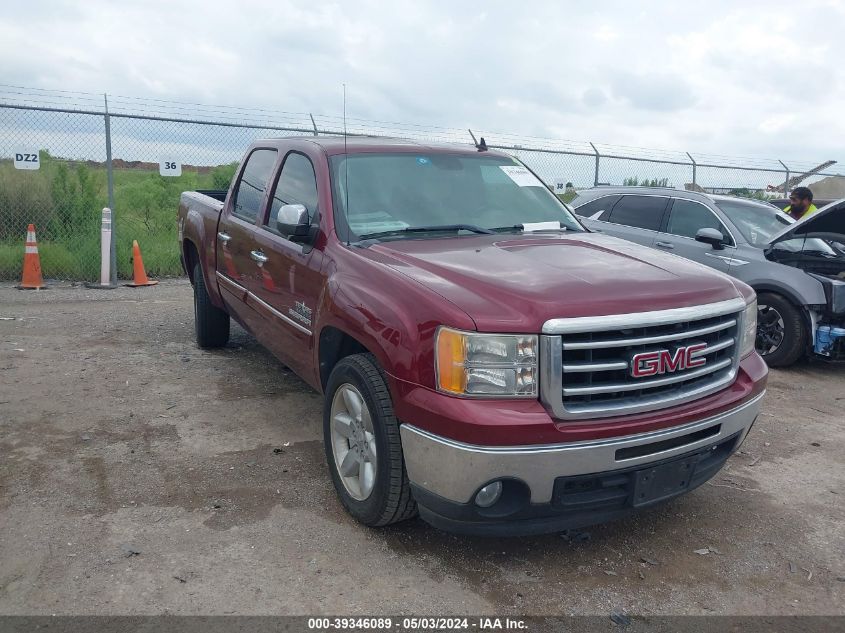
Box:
768 198 845 246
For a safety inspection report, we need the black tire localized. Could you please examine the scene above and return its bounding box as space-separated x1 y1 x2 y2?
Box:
756 292 805 367
193 263 230 349
323 353 417 527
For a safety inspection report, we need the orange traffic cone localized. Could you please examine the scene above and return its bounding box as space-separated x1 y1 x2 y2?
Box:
125 240 158 287
18 224 46 290
260 265 276 291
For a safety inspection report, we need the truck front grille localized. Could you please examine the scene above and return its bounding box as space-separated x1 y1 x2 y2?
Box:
539 298 747 420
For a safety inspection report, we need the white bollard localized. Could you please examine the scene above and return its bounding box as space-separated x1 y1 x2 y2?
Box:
99 207 112 286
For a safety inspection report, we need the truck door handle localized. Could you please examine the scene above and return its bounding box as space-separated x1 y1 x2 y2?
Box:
655 241 675 249
250 250 269 264
217 232 232 244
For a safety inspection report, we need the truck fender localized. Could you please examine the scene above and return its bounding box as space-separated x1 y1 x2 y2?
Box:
316 278 414 382
181 207 224 309
749 281 813 309
314 266 474 390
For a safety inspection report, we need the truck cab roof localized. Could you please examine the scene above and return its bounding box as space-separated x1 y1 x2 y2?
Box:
249 136 501 157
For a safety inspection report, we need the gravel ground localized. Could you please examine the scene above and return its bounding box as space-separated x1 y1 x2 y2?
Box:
0 279 843 616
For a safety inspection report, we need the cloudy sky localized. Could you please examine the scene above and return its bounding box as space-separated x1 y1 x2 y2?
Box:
2 0 844 167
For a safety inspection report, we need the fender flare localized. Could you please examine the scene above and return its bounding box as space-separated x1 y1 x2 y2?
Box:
181 208 225 309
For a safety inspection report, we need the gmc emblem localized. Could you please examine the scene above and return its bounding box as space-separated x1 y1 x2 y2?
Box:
631 343 708 378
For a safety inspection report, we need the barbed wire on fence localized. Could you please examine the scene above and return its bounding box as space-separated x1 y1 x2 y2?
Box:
1 85 843 281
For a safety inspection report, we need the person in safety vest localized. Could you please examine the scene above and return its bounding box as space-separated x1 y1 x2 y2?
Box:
783 186 818 221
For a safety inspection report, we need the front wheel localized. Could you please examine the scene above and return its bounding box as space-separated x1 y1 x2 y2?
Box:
323 353 417 527
756 292 806 367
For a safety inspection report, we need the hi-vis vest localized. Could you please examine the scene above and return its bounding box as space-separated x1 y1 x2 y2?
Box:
783 203 818 221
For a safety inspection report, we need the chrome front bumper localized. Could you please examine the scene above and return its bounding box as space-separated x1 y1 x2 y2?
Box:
400 391 764 505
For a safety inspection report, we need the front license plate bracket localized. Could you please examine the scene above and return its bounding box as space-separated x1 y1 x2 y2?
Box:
632 456 698 507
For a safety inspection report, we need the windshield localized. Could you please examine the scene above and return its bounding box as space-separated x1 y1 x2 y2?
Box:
329 152 583 240
714 199 836 255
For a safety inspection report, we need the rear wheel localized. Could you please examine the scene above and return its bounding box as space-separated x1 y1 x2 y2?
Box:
323 353 416 527
756 292 805 367
193 263 230 348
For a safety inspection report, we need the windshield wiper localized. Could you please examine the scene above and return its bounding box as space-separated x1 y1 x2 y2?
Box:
358 224 494 239
401 224 494 234
489 223 571 232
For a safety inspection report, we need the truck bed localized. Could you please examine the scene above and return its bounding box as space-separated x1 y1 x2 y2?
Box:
195 189 228 203
181 190 225 213
178 191 226 279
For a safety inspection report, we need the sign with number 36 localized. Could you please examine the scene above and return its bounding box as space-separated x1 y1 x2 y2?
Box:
159 158 182 177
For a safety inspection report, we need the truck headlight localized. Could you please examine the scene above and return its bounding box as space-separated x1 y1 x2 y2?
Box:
740 299 757 358
436 327 538 397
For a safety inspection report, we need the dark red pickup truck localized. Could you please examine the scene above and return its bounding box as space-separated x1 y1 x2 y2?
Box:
178 137 767 535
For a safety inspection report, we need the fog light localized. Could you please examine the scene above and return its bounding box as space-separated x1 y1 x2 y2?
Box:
474 481 503 508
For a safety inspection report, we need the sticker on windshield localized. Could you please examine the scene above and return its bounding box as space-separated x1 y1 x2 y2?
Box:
416 157 431 165
348 213 409 236
499 165 543 187
523 221 561 232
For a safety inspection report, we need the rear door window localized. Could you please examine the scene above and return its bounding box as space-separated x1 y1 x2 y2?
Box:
573 194 621 218
607 195 668 231
231 149 278 223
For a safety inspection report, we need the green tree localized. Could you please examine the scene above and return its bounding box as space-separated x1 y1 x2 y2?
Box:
50 163 103 237
211 162 238 189
729 188 771 201
0 163 54 240
623 176 668 187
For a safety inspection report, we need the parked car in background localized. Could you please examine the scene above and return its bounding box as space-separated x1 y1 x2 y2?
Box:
572 188 845 366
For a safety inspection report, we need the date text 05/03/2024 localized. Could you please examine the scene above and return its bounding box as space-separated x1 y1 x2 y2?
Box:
306 617 528 630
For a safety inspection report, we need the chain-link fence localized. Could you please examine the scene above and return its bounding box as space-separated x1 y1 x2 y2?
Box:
1 90 842 281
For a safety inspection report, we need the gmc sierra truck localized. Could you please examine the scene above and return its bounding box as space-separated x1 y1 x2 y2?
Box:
178 137 767 536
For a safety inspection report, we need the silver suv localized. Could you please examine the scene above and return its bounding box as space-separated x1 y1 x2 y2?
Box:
571 187 845 366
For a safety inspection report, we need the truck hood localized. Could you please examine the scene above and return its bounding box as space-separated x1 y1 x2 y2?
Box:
768 198 845 246
362 232 744 332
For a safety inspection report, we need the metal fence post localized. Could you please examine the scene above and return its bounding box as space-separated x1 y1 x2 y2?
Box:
687 152 697 188
590 142 600 186
309 113 319 136
779 160 790 196
104 94 116 284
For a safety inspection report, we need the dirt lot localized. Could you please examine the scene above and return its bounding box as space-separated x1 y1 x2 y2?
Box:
0 279 843 616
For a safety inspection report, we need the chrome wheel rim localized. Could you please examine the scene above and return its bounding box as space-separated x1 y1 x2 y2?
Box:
757 304 785 356
330 383 377 501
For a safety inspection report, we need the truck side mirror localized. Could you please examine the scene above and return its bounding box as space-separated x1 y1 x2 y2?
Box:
276 204 310 237
695 227 725 250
